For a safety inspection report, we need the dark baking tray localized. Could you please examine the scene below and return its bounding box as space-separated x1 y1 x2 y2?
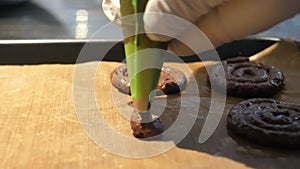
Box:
0 37 299 65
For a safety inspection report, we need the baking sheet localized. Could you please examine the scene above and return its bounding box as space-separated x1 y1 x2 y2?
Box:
0 40 300 169
0 38 280 64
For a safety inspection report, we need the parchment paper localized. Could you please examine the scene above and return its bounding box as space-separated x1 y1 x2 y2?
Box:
1 40 299 169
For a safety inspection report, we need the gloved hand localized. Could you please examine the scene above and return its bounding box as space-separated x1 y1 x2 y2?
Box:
103 0 300 56
144 0 300 56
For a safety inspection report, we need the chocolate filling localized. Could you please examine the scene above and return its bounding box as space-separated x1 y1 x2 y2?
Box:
130 111 164 138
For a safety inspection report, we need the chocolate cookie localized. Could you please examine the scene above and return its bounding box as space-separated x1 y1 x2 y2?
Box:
227 98 300 148
111 64 187 95
209 57 285 98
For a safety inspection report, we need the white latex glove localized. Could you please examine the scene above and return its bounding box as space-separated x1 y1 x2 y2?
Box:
102 0 121 24
144 0 300 56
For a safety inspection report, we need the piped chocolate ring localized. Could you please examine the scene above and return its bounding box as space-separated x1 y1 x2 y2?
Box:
209 57 285 98
227 98 300 148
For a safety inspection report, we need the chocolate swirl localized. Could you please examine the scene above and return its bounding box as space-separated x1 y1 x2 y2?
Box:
227 98 300 148
210 57 285 98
